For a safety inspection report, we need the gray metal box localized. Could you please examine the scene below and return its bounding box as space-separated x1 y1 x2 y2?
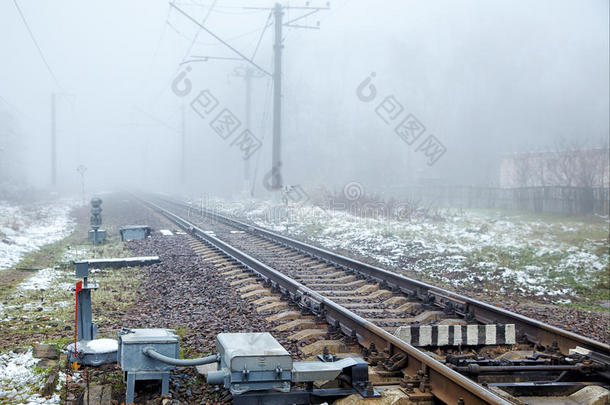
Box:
118 329 179 372
216 332 292 394
75 261 89 278
119 226 151 241
88 229 106 243
217 332 292 372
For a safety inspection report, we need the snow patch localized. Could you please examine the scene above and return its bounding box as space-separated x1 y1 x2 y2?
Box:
0 200 76 271
83 338 118 354
19 267 59 291
206 197 609 301
0 350 60 404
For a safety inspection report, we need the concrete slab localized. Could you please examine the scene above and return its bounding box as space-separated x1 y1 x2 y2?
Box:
369 369 404 385
78 256 160 268
229 277 256 286
568 386 610 405
257 301 289 312
242 288 273 298
275 319 321 332
33 344 58 360
83 384 112 405
266 311 302 322
251 296 281 305
335 387 419 405
355 284 378 293
300 340 347 356
238 284 264 293
287 329 327 341
221 269 244 277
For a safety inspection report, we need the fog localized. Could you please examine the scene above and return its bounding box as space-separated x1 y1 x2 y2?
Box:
1 0 608 198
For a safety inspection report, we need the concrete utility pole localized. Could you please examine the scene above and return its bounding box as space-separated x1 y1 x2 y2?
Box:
233 65 265 191
271 3 283 190
76 165 87 205
170 2 327 192
51 93 56 187
181 103 186 185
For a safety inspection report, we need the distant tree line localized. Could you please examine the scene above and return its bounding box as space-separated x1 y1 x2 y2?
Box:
502 138 609 189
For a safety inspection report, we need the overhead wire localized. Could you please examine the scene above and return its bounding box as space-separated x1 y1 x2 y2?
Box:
166 18 271 48
171 3 270 75
147 6 172 75
250 12 272 60
172 2 267 15
147 0 217 108
179 0 218 63
12 0 62 89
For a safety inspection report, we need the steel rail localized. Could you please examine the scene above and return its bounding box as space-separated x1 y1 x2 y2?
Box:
143 199 512 405
158 195 610 359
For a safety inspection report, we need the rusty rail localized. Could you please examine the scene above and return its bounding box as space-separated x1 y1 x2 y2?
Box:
158 196 609 359
143 199 512 404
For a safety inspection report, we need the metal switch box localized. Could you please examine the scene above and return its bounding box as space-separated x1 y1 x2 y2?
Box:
118 328 179 372
214 332 292 394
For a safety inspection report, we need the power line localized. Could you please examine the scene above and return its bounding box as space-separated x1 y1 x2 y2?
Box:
148 2 271 107
147 0 218 107
179 0 218 64
147 6 172 75
166 18 271 47
172 2 266 15
251 12 272 60
12 0 61 89
171 3 271 76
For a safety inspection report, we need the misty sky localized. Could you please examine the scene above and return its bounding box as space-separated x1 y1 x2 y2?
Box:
1 0 608 196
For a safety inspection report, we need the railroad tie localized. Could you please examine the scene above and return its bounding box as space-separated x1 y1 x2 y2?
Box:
394 324 516 346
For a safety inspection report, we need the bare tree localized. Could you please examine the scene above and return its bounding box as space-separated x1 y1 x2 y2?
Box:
514 153 534 187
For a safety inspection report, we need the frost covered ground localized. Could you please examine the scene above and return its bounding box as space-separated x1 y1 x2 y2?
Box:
0 198 80 405
0 350 62 405
202 198 609 307
0 200 77 271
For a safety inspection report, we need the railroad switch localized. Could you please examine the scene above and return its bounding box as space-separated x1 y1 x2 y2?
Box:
400 370 434 403
205 332 380 404
66 261 117 366
380 352 408 372
317 346 339 362
344 329 359 345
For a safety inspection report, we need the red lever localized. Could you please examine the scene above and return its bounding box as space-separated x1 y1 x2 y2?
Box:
74 281 82 357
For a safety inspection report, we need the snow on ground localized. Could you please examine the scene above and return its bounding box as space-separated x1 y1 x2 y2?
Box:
0 200 76 271
202 197 609 303
0 350 60 405
18 268 60 291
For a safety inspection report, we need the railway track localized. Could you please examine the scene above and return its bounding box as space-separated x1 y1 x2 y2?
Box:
141 195 609 405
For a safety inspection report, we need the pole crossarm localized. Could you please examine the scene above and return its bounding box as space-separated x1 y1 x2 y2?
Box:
284 8 323 28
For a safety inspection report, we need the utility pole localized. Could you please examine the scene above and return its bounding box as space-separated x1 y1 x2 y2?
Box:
181 103 186 186
77 165 87 205
171 2 328 192
232 65 265 192
51 93 56 187
271 3 283 190
245 69 252 184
